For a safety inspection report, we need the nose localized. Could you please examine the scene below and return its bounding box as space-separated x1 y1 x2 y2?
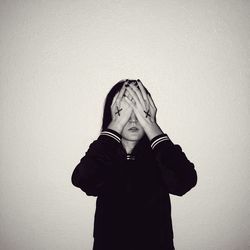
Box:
129 111 138 122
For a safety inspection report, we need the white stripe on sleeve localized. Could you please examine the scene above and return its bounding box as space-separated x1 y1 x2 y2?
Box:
151 136 169 149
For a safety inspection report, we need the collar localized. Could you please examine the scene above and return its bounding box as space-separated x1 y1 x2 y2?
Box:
119 136 152 161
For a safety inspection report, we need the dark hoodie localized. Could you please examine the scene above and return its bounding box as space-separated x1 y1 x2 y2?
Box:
71 129 197 250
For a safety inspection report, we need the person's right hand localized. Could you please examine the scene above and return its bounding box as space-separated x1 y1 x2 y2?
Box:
108 82 133 134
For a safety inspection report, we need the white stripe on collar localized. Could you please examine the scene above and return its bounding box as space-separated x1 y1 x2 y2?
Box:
101 131 121 143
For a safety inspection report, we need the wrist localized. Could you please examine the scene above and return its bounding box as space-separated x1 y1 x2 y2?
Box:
107 120 124 134
143 122 164 141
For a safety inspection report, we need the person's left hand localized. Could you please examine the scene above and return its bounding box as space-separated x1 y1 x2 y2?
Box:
124 80 157 129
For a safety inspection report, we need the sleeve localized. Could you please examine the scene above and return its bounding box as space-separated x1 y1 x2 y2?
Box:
71 129 122 196
151 134 197 196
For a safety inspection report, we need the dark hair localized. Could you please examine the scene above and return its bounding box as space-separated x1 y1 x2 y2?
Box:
101 79 151 148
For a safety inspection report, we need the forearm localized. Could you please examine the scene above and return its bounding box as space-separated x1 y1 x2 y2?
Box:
107 120 124 134
71 129 123 196
144 122 169 141
151 137 197 196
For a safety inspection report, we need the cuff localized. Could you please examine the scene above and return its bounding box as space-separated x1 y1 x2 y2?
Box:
100 129 122 143
151 134 171 150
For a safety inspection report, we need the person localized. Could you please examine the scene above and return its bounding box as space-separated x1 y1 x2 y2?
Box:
71 79 197 250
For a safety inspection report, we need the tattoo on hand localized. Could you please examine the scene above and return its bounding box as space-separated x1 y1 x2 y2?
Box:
115 106 123 116
144 109 151 118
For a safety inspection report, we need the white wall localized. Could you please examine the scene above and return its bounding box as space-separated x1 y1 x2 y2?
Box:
1 1 249 249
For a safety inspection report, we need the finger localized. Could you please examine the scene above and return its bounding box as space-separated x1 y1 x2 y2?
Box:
111 92 119 106
129 83 145 107
118 78 129 83
124 89 133 101
115 83 127 106
126 85 142 107
137 79 149 103
124 96 136 109
120 96 131 109
147 93 157 109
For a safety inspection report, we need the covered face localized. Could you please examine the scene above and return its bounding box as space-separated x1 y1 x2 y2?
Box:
111 90 145 142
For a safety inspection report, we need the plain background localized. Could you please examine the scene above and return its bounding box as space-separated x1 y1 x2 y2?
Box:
1 0 249 249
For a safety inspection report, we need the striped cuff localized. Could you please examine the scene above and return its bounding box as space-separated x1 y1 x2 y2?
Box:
100 129 122 143
151 134 170 150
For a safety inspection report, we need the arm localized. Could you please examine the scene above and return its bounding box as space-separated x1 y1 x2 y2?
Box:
71 129 122 196
150 134 197 196
72 81 132 196
125 80 197 196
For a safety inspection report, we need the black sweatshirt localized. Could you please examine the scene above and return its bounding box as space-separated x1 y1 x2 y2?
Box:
71 129 197 250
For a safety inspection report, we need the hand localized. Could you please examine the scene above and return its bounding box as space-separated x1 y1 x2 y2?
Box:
124 80 157 126
124 80 164 140
108 82 133 133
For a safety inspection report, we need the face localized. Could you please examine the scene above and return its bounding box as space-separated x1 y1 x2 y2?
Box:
121 111 145 142
111 89 145 142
